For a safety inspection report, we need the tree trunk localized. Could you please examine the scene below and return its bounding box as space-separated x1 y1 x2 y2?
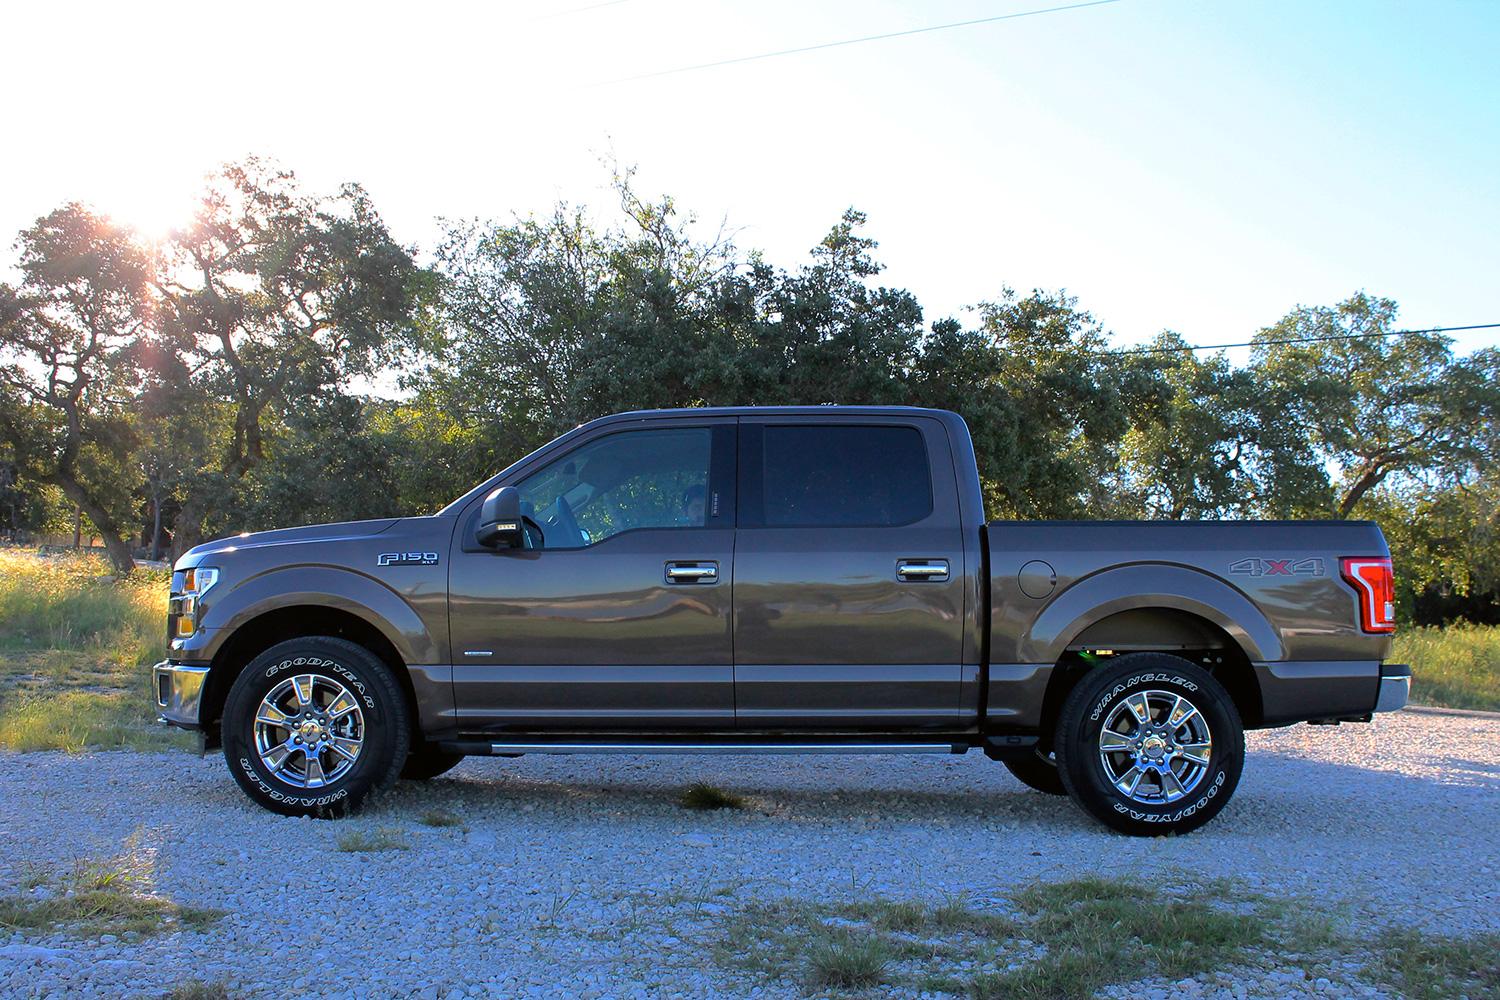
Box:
150 489 163 562
1337 464 1388 518
55 480 135 576
171 495 206 563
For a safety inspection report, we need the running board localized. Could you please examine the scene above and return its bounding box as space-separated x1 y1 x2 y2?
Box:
444 739 972 756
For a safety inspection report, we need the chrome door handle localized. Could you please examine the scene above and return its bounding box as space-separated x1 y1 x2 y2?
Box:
666 561 718 583
897 559 949 582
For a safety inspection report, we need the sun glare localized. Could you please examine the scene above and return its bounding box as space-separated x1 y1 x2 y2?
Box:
104 176 198 243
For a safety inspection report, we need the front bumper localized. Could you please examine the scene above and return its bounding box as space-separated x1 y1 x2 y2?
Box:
1375 663 1411 714
153 661 210 728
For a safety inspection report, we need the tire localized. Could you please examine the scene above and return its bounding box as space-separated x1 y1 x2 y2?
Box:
1054 653 1244 836
401 744 464 781
1003 747 1068 796
222 637 410 818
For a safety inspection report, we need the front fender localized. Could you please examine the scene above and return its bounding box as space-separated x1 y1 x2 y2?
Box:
193 566 442 665
1021 563 1284 664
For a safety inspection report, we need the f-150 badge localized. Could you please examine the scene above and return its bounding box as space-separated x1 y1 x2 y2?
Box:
1229 557 1324 577
377 551 439 567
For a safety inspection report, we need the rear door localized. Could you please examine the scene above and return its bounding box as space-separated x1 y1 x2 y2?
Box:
733 416 966 729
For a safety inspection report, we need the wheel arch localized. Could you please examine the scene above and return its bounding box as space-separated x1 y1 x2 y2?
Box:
1036 613 1265 736
200 605 421 750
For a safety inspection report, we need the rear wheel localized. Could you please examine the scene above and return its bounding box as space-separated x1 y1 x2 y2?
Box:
1055 653 1244 836
1003 747 1067 796
222 637 410 818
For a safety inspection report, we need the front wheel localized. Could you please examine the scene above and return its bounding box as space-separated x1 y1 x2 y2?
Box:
222 637 410 818
1055 653 1244 836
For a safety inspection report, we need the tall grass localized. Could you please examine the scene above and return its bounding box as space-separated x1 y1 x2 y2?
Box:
0 549 183 752
0 549 168 665
1395 624 1500 712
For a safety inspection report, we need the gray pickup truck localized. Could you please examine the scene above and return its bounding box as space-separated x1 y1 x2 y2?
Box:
155 406 1409 835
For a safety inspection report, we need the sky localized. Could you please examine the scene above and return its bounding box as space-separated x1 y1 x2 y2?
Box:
2 0 1497 364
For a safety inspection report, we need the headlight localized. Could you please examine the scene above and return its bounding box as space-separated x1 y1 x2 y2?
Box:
182 567 219 596
173 567 220 638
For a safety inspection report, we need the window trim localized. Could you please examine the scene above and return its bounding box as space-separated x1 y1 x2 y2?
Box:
737 421 934 530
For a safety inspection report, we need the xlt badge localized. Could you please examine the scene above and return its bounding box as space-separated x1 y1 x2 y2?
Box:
377 551 439 567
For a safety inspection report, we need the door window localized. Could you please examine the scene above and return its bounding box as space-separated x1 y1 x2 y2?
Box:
757 424 932 527
516 427 713 548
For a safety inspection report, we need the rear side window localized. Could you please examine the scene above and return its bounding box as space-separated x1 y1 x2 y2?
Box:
756 425 932 528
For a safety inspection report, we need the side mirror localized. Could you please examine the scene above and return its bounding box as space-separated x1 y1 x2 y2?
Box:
476 487 523 548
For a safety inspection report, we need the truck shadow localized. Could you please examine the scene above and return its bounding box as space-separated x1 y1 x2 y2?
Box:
361 747 1498 840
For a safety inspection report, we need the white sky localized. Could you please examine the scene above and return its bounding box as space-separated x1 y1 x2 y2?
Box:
3 0 1497 365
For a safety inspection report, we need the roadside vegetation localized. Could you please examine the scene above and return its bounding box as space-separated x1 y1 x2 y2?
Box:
679 783 747 811
1395 624 1500 711
335 827 412 853
715 876 1500 999
0 830 222 938
0 549 190 752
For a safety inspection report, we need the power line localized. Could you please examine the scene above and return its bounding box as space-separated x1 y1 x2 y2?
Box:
1108 323 1500 357
605 0 1124 84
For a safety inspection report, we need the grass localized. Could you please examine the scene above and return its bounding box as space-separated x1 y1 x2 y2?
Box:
335 826 411 852
718 877 1337 998
972 878 1269 999
0 549 188 753
679 782 746 810
1396 623 1500 711
165 982 234 1000
417 809 466 828
805 931 897 989
1375 927 1500 1000
0 830 223 938
717 877 1500 999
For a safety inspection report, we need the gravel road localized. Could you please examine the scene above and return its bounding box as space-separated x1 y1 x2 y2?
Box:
1 707 1496 999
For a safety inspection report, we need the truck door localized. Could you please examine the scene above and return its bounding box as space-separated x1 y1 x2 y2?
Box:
447 419 737 729
733 417 966 729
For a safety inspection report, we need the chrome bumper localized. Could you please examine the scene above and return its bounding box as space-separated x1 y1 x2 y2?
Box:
153 661 210 727
1375 663 1411 714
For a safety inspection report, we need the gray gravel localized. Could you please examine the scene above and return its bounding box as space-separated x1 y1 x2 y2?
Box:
1 706 1496 998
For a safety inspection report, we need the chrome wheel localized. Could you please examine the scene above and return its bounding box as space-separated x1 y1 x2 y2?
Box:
253 674 365 788
1098 689 1213 804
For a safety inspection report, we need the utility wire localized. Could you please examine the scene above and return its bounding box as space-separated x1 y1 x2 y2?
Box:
1108 323 1500 357
606 0 1123 84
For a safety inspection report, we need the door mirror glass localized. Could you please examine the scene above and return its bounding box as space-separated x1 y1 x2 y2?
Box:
476 486 524 548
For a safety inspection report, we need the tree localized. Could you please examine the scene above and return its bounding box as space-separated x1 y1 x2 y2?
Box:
956 289 1134 518
0 205 151 573
157 159 430 555
1113 335 1261 518
1251 293 1500 517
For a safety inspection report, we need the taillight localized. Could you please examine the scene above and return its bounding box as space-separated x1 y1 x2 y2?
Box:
1341 557 1395 633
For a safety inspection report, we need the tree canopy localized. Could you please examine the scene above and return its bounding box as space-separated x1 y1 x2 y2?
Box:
0 159 1494 624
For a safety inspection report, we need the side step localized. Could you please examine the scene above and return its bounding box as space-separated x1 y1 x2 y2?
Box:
438 738 975 756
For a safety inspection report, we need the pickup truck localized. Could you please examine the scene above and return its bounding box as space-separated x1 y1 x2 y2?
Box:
155 406 1410 835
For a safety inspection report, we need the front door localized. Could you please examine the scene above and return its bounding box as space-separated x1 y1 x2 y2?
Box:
448 420 737 729
733 418 966 729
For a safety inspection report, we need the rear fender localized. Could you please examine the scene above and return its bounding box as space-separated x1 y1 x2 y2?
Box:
1021 564 1283 664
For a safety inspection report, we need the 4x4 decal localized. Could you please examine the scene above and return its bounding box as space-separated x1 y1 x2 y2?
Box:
1229 557 1324 578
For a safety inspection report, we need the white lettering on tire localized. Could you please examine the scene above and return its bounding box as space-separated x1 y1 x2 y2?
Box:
1111 770 1226 823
